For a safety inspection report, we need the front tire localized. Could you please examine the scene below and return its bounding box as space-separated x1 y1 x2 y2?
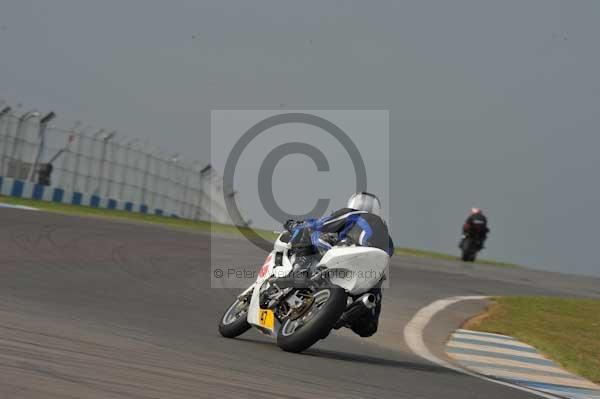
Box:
277 287 347 353
219 296 251 338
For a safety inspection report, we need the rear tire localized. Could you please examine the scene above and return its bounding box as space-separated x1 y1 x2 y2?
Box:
277 287 347 353
461 238 476 262
461 251 470 262
219 296 251 338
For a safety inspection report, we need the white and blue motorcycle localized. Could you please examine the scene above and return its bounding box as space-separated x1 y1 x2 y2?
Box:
218 231 389 353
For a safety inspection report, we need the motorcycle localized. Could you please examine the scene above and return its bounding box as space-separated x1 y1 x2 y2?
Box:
218 231 389 353
460 233 483 262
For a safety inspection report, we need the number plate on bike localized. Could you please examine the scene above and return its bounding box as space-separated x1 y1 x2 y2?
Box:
258 309 274 330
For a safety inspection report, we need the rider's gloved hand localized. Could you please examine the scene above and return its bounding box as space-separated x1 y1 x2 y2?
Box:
284 219 301 232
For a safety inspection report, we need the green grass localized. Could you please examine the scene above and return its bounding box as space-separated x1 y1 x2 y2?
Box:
395 247 459 261
468 296 600 383
394 247 521 269
1 195 517 267
0 195 278 240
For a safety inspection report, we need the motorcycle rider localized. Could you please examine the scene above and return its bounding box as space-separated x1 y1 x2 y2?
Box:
460 207 489 249
283 192 394 337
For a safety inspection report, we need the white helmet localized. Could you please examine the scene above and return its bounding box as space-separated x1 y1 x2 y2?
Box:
347 192 382 217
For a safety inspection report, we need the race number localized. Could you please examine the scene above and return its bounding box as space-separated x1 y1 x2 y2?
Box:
258 309 275 330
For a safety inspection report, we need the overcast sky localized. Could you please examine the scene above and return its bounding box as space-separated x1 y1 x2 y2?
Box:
2 0 599 276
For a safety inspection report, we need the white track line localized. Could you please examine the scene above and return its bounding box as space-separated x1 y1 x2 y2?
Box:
0 203 39 211
455 328 515 339
447 341 549 360
403 296 563 399
448 353 570 375
451 333 533 348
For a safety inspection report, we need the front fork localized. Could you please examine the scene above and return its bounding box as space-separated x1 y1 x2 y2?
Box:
237 283 255 300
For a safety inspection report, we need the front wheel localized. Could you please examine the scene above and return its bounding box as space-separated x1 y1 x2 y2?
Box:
219 295 251 338
277 286 347 353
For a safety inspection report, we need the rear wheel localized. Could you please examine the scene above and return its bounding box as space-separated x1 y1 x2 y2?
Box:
219 296 251 338
468 251 477 262
461 238 475 262
277 286 347 353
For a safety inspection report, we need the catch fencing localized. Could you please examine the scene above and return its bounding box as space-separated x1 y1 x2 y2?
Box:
0 105 243 225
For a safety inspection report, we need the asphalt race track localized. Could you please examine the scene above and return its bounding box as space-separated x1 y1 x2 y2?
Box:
1 208 599 398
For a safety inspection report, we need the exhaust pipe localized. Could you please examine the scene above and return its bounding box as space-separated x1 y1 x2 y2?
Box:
360 293 377 309
334 293 377 329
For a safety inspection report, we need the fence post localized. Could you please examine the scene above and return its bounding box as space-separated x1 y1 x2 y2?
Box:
54 123 79 189
84 129 105 194
71 133 82 191
0 107 12 176
197 164 213 221
120 139 139 203
180 162 192 218
27 111 56 182
12 111 39 178
96 130 116 196
140 145 152 208
71 126 91 192
168 154 182 217
102 131 117 198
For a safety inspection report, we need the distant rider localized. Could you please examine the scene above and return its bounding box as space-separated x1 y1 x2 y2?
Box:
283 192 394 338
460 208 489 249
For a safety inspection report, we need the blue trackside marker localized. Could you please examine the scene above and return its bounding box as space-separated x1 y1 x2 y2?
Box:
72 192 83 205
446 347 556 366
90 195 100 207
451 337 539 353
32 184 44 200
107 199 117 209
0 175 185 220
11 180 24 197
0 176 189 218
52 188 64 202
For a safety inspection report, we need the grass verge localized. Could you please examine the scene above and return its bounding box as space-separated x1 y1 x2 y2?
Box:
394 247 521 269
1 195 517 267
0 195 278 241
466 296 600 383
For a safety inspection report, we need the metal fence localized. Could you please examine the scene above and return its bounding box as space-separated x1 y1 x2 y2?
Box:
0 104 243 225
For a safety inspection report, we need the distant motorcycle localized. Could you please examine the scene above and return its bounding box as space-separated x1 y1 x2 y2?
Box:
460 233 483 262
218 231 389 353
